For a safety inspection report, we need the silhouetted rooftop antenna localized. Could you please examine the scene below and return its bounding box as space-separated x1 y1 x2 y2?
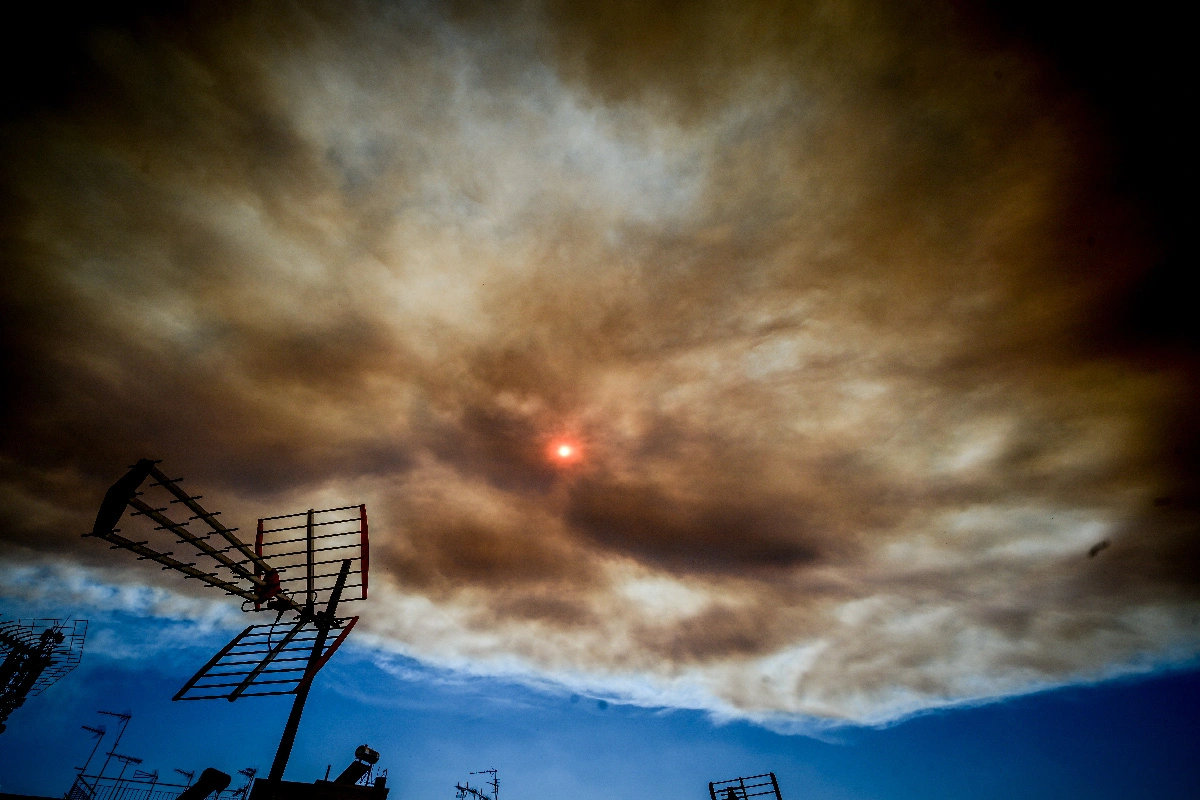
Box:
132 768 159 794
109 751 145 795
232 766 259 799
76 723 106 778
0 617 88 735
89 709 133 795
87 458 370 793
709 773 784 800
67 710 255 799
66 710 134 798
473 768 499 800
174 767 196 788
457 768 499 800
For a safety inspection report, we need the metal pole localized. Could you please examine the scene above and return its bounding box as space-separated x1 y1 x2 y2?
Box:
91 711 131 793
770 772 782 799
266 559 352 788
266 664 318 786
113 757 131 793
77 725 105 777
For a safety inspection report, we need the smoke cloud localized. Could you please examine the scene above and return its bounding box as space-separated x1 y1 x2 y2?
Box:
1 0 1196 725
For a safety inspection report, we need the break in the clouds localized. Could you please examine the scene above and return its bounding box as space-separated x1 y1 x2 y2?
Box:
1 0 1197 725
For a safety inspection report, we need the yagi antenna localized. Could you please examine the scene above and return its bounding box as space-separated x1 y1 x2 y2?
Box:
457 768 499 800
87 458 372 794
87 459 300 611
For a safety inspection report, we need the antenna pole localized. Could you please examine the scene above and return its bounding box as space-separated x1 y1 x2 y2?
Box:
266 559 352 787
266 670 315 785
77 725 106 776
91 711 131 792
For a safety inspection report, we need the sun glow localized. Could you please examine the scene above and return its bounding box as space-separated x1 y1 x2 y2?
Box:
549 439 582 465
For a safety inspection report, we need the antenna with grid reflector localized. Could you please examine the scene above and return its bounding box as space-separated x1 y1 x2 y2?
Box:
1 618 89 735
88 458 372 795
174 615 358 701
255 504 368 612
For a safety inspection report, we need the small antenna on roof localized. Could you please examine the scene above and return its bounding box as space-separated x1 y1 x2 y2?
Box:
458 768 499 800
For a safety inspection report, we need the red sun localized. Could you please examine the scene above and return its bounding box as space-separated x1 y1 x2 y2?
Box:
548 440 582 465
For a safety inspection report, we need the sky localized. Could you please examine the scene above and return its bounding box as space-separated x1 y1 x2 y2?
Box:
1 0 1196 797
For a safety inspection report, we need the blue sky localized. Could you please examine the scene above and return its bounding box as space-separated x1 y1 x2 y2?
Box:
2 594 1198 799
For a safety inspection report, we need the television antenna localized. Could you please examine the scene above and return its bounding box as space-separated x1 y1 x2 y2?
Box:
75 723 106 778
231 766 259 799
456 768 499 800
0 616 88 734
132 768 159 793
87 458 370 792
109 752 145 795
708 773 784 800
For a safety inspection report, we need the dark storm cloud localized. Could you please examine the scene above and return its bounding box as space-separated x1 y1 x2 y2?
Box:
1 0 1196 723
